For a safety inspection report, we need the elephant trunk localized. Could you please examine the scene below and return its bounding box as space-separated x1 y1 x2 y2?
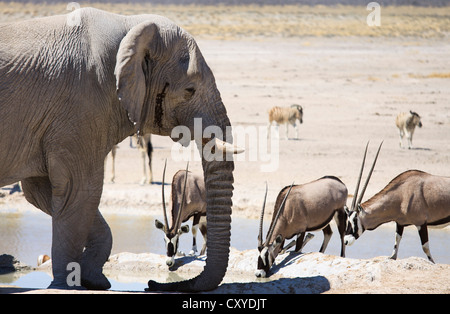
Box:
147 112 235 292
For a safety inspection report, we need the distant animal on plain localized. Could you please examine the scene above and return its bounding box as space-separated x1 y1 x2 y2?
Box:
155 163 207 268
267 104 303 140
107 134 153 184
256 176 348 278
344 142 449 263
395 111 422 149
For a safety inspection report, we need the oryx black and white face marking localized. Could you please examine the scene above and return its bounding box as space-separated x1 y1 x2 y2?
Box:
155 219 189 267
255 235 283 278
344 210 364 246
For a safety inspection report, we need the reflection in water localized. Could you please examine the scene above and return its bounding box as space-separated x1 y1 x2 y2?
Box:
0 211 263 267
0 211 52 267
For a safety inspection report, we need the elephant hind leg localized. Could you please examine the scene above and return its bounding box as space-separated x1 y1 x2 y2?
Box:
48 156 110 290
81 210 112 290
22 176 53 215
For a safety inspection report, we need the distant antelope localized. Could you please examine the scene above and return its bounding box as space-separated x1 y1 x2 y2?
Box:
395 110 422 149
155 162 207 268
267 104 303 140
107 134 153 184
256 177 348 278
344 143 449 263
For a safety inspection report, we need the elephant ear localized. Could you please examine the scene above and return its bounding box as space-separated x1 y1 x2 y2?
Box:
115 21 159 130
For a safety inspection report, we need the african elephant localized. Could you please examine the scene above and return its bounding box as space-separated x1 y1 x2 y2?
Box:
0 7 238 292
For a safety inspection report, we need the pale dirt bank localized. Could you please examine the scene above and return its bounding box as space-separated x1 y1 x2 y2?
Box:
1 250 449 294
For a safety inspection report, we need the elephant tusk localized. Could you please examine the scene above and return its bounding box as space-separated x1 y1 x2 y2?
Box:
212 138 244 154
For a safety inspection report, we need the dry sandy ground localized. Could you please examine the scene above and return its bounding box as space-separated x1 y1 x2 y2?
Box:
1 4 449 294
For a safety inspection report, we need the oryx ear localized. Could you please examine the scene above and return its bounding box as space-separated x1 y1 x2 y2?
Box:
275 234 283 245
357 204 366 215
155 219 165 230
344 205 350 216
180 225 190 234
115 21 160 129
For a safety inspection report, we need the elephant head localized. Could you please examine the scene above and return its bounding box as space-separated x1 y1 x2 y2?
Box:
114 16 239 292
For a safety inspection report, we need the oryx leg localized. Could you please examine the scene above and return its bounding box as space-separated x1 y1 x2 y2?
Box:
335 208 347 257
280 240 295 254
189 214 201 255
418 223 435 263
280 232 314 254
390 223 404 260
199 219 207 255
319 225 333 254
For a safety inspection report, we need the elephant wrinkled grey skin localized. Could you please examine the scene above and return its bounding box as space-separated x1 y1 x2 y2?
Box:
0 8 235 292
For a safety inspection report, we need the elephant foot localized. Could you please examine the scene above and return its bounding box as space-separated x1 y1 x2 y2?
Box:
47 280 86 290
47 272 110 290
81 272 111 290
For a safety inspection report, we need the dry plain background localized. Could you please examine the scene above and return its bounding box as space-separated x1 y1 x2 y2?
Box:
0 3 449 294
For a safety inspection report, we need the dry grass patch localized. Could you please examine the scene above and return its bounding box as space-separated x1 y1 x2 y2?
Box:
0 3 449 39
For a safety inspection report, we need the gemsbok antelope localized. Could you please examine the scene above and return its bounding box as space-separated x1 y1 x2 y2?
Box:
267 104 303 140
395 110 422 149
155 162 207 268
344 142 449 263
256 177 348 278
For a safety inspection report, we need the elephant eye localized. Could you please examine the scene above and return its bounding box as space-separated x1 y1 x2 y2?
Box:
184 88 196 100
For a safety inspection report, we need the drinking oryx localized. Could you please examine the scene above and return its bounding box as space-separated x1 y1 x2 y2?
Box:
155 162 207 268
255 177 348 278
344 142 449 263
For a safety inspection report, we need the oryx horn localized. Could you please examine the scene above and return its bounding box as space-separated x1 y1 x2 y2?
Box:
174 162 190 230
258 182 268 248
353 141 383 211
356 141 383 207
266 182 295 243
351 142 369 212
161 159 169 229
